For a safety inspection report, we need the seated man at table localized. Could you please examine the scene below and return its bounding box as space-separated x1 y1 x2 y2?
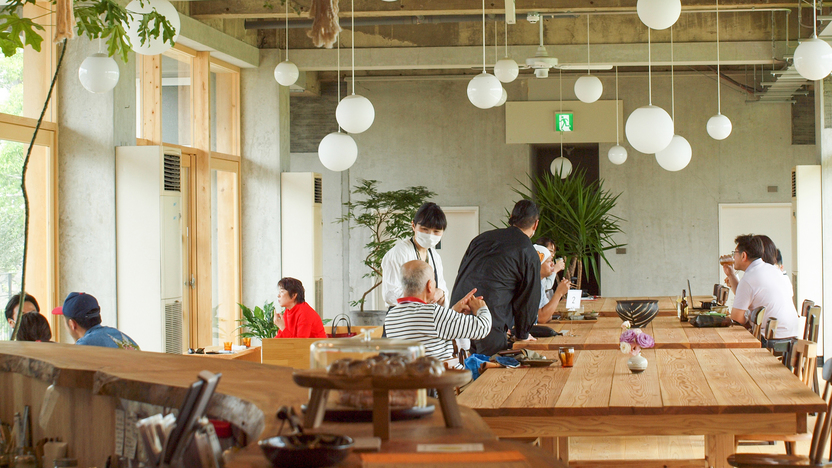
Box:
723 234 799 340
534 244 570 324
52 292 140 350
385 260 492 361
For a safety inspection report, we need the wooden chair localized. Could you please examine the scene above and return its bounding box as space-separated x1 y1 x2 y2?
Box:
729 358 832 467
717 286 730 306
749 306 766 340
801 300 816 323
260 338 320 369
805 306 821 342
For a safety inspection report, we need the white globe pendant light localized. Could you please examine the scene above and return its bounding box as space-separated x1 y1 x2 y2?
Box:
318 131 358 172
551 157 573 178
637 0 681 30
793 0 832 80
79 52 120 93
575 75 603 103
494 88 508 107
707 0 732 141
608 67 628 165
468 0 502 109
124 0 180 56
574 15 603 104
336 0 375 133
274 0 299 86
336 94 375 133
495 58 519 83
707 113 732 140
625 28 674 154
655 135 692 171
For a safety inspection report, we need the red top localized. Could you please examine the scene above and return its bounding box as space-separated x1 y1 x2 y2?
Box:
397 297 427 304
276 301 326 338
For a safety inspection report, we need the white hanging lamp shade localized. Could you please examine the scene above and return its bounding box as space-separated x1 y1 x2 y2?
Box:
274 61 299 86
574 75 603 103
467 72 503 109
625 105 674 154
550 157 573 178
707 113 732 140
637 0 681 30
608 145 628 165
78 53 120 93
318 132 358 171
124 0 181 55
655 135 692 171
494 88 508 107
794 36 832 80
494 57 519 83
336 94 375 134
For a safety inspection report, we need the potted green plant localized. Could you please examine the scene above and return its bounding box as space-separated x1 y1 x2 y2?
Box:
236 301 278 340
338 179 435 314
514 168 625 289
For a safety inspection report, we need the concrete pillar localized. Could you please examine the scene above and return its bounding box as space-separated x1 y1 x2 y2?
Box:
818 78 832 359
240 49 290 309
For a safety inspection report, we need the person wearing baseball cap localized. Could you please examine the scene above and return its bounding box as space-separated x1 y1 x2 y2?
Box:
533 244 570 324
52 292 139 350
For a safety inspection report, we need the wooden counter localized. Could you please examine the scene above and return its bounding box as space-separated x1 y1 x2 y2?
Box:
0 342 562 468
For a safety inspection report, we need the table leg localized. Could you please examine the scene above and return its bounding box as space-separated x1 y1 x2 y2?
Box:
437 386 464 428
539 437 556 455
304 388 329 429
706 434 735 468
373 389 391 441
558 437 569 464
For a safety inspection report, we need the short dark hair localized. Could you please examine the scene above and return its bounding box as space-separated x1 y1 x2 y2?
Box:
508 200 539 229
72 315 102 331
776 248 783 267
5 293 39 322
756 235 777 265
16 312 52 342
278 277 305 304
535 237 556 249
413 202 447 231
735 234 764 261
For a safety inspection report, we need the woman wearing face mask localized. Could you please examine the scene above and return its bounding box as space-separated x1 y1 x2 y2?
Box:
381 202 448 308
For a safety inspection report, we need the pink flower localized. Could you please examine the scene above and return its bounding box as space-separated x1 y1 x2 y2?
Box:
630 345 641 356
621 321 631 330
635 332 655 349
620 329 637 344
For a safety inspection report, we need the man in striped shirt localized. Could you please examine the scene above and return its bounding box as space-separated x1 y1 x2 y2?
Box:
385 260 492 361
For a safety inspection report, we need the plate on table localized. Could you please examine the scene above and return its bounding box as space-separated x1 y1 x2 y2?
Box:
520 359 555 368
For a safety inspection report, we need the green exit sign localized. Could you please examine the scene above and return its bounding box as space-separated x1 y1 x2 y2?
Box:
555 112 574 132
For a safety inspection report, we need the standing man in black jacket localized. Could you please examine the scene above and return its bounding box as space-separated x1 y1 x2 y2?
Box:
451 200 541 356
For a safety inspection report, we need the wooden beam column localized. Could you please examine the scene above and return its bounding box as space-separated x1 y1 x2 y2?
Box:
141 55 162 144
192 52 213 347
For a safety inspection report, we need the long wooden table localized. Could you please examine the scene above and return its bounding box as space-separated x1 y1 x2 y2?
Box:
457 348 825 468
517 317 760 350
562 296 712 317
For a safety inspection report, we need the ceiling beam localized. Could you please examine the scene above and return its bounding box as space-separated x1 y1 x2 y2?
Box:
190 0 797 20
287 41 786 72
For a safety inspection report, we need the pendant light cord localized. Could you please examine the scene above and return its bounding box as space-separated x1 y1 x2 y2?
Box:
504 19 508 57
559 68 563 158
337 38 341 131
671 26 675 122
482 0 486 72
495 19 498 63
351 0 355 95
586 14 591 75
615 66 619 145
716 0 721 113
648 27 652 105
285 0 289 61
813 0 818 37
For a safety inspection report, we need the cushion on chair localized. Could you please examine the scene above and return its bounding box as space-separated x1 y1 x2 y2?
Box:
727 453 819 467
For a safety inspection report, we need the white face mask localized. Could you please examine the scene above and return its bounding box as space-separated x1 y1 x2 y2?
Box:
415 231 442 250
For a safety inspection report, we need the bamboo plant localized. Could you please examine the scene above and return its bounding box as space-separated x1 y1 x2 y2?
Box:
514 168 625 289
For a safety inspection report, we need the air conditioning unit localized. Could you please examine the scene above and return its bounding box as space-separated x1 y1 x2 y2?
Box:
116 146 184 353
281 173 323 315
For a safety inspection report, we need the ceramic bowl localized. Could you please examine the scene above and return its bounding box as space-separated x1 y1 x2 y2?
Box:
615 300 659 328
259 434 353 468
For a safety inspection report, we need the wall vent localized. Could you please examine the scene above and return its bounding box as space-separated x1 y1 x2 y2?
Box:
314 177 323 204
163 153 181 192
792 170 797 198
164 300 183 354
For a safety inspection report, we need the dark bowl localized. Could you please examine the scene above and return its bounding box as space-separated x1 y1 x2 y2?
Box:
615 300 659 328
259 434 354 468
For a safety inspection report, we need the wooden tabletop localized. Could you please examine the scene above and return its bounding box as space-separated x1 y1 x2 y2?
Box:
561 295 712 317
517 316 760 350
457 348 825 467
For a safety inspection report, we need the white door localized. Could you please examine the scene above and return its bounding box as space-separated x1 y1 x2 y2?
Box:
436 207 480 294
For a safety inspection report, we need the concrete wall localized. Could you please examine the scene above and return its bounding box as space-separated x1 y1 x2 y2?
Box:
240 49 290 310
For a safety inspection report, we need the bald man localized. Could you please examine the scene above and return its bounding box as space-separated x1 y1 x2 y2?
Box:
384 260 492 361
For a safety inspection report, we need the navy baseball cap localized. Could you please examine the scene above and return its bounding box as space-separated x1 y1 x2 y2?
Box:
51 292 101 321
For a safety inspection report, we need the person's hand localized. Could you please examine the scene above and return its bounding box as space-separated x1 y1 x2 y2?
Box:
430 288 446 305
554 258 565 274
554 278 570 298
452 288 483 314
467 294 486 313
274 311 285 330
722 263 735 277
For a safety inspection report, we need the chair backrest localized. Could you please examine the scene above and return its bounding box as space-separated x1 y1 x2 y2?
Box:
713 283 721 297
764 318 778 341
790 339 817 388
801 299 815 318
808 359 832 464
717 286 729 306
804 305 821 342
261 338 319 369
749 306 766 339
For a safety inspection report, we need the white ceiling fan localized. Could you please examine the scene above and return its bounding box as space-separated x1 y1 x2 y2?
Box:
524 17 613 78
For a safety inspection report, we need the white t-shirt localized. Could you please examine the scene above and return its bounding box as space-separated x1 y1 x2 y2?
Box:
381 238 448 307
734 258 800 339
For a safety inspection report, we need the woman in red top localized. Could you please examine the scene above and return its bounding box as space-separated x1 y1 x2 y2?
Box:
274 277 326 338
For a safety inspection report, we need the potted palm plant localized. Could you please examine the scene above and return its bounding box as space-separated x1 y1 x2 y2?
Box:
514 168 625 290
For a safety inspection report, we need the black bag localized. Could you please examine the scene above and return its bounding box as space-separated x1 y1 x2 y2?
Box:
530 325 562 337
690 314 733 328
